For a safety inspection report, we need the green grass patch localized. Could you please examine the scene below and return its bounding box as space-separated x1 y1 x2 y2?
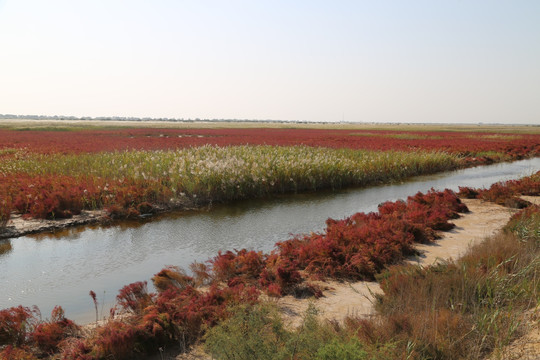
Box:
469 134 524 141
205 303 391 360
349 132 443 140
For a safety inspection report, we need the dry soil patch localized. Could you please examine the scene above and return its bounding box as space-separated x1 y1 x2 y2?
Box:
408 199 517 266
487 308 540 360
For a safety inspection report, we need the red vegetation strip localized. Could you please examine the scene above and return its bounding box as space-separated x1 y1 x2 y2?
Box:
1 128 540 159
1 174 166 220
189 189 468 298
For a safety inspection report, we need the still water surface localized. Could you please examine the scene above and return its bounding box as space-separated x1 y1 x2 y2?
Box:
1 158 539 323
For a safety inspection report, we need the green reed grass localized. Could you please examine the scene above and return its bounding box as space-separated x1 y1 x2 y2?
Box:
467 134 524 141
1 145 459 205
349 132 443 140
204 303 391 360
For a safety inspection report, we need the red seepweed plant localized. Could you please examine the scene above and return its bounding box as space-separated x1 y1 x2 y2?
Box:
31 306 79 355
0 305 78 358
459 170 540 207
1 128 539 158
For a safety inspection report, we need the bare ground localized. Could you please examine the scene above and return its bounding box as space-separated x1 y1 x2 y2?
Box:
0 210 106 240
488 307 540 360
0 198 198 240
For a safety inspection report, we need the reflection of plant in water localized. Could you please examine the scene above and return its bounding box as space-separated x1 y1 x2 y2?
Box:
0 194 10 229
0 240 12 255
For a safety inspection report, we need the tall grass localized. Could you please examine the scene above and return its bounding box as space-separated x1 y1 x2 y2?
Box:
0 146 459 220
366 205 540 359
2 146 459 191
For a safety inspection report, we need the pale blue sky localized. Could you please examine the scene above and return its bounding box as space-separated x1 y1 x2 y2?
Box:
0 1 538 123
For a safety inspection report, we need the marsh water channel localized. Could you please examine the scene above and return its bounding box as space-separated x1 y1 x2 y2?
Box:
1 157 540 323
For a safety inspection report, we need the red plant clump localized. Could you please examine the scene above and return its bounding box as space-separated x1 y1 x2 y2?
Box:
402 189 469 231
149 269 259 335
0 305 79 358
0 190 11 229
116 281 154 315
92 271 261 358
92 320 138 359
258 253 303 297
0 306 39 347
0 173 172 221
459 170 540 208
0 345 39 360
276 189 468 281
10 175 86 219
32 306 79 354
57 337 93 360
74 266 258 357
210 249 266 285
151 266 195 293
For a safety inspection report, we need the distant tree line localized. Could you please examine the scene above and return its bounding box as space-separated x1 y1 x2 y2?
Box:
0 114 339 124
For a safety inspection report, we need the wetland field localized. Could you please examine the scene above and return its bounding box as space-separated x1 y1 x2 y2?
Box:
0 121 539 359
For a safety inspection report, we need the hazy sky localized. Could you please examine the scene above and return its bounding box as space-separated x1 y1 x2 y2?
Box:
0 1 539 124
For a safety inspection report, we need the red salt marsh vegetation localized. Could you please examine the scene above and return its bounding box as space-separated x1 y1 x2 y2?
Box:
1 127 539 159
1 124 539 235
1 123 540 358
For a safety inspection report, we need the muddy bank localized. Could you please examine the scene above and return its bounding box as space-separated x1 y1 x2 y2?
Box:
0 199 200 240
0 210 107 240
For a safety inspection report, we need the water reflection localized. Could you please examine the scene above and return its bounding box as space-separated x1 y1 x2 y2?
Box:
1 157 539 323
0 240 12 256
